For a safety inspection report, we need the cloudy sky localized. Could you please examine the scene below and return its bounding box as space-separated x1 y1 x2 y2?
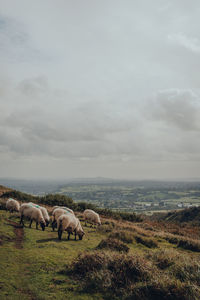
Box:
0 0 200 180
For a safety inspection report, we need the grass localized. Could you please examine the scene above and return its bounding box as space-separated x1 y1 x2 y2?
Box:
1 203 200 299
0 210 105 300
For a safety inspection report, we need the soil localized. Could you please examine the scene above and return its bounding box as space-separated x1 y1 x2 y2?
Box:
6 220 24 249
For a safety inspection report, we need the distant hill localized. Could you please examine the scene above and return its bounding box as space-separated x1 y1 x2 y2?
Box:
0 185 12 196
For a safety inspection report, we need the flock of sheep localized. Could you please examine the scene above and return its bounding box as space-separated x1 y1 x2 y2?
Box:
5 198 101 241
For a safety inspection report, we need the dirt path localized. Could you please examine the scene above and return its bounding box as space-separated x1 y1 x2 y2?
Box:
7 219 24 249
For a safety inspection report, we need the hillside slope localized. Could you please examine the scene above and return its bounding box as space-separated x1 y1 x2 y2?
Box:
0 186 200 299
153 206 200 226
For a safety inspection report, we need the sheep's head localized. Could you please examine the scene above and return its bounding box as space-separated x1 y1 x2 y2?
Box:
40 221 46 231
78 230 85 240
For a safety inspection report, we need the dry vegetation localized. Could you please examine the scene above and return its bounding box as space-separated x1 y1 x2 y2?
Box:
0 185 200 299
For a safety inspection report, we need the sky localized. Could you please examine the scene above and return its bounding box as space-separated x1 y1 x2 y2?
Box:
0 0 200 180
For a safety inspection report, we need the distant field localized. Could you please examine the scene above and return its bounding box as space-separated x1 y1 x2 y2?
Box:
57 182 200 212
2 179 200 213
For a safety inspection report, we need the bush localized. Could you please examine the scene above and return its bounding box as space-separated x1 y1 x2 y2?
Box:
96 208 142 222
97 224 114 234
148 250 176 270
135 235 158 248
126 279 200 300
164 234 180 245
109 230 134 243
97 238 129 253
177 239 200 252
66 251 153 295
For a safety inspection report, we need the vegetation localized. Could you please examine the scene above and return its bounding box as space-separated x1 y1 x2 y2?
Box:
97 238 129 253
1 189 141 223
1 184 200 299
156 206 200 226
134 235 158 248
3 178 200 213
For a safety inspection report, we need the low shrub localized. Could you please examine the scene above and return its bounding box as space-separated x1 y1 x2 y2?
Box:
109 230 134 243
126 279 200 300
97 224 114 233
97 238 129 253
177 239 200 252
66 251 153 295
170 259 200 284
164 234 180 245
147 250 176 270
65 250 200 299
135 235 158 248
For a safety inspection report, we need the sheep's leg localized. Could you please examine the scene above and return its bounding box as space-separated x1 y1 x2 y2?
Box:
20 215 24 226
68 232 70 240
74 232 77 241
58 229 62 240
36 221 38 230
52 220 56 231
29 219 33 228
85 221 87 227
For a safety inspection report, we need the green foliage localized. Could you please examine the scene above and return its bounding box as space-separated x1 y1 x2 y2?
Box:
96 208 142 222
157 206 200 226
1 189 142 223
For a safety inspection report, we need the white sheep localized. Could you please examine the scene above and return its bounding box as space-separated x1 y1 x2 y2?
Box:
83 209 101 227
28 203 50 226
51 206 60 214
51 206 74 215
51 207 73 231
6 198 20 212
57 214 84 240
19 203 46 231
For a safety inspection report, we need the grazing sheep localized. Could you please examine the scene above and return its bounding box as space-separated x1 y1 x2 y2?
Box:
57 214 84 241
51 206 60 214
51 208 73 231
6 198 20 212
19 203 46 231
28 203 50 226
83 209 101 227
51 206 74 215
61 207 74 215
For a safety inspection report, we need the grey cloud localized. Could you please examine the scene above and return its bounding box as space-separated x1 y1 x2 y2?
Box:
1 1 200 178
147 89 200 131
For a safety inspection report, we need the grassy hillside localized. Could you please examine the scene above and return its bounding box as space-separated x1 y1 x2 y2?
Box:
152 206 200 226
0 187 200 299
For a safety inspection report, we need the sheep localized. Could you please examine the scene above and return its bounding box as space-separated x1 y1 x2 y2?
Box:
51 207 73 231
19 203 46 231
83 209 101 227
28 203 50 227
51 206 60 214
6 198 20 212
57 214 84 241
51 206 74 215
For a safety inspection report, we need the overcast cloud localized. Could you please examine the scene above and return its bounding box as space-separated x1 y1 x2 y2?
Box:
0 0 200 180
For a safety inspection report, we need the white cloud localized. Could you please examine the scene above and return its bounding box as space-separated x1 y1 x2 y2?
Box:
168 33 200 53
